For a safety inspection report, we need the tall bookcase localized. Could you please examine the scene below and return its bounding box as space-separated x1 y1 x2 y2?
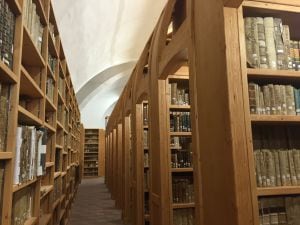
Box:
0 0 83 225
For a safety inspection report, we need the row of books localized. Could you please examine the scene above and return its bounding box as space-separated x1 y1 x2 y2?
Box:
0 83 10 151
169 82 190 106
248 83 298 115
143 130 148 148
254 149 300 187
173 208 194 225
46 77 54 102
244 17 300 71
55 149 60 172
143 103 149 126
172 176 194 203
259 196 300 225
170 137 192 149
0 0 15 69
23 0 44 53
171 150 192 168
170 112 191 132
0 161 4 222
12 186 34 225
48 54 57 73
84 162 98 168
144 152 149 167
53 178 61 202
14 126 47 185
19 96 41 118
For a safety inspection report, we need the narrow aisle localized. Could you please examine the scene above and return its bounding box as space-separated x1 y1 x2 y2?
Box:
69 178 124 225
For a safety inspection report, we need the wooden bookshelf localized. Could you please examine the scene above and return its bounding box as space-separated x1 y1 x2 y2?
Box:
0 0 84 224
83 129 105 177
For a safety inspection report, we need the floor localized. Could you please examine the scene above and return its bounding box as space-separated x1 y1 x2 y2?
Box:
69 177 124 225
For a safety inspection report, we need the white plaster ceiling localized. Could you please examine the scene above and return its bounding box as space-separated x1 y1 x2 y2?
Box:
52 0 167 128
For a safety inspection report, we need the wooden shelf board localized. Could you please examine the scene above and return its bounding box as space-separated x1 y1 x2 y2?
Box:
0 152 13 159
61 171 67 177
40 185 53 200
60 208 66 220
0 61 18 83
24 217 38 225
45 96 57 112
47 64 56 82
39 213 52 225
171 168 193 173
170 132 192 136
257 186 300 196
13 178 37 192
54 172 61 179
53 198 60 209
247 68 300 79
18 105 43 126
251 115 300 123
46 162 54 168
168 74 189 80
22 26 45 67
57 121 64 130
44 122 56 133
169 105 191 110
20 66 43 98
6 0 22 15
172 203 195 209
56 144 63 149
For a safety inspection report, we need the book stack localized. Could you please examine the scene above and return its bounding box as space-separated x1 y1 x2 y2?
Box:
46 77 54 102
253 126 300 187
144 152 149 167
143 103 149 126
0 82 10 151
244 17 300 71
258 196 300 225
170 112 191 132
23 0 44 53
172 176 194 203
169 82 190 105
48 54 57 72
12 186 34 225
173 208 194 225
0 0 15 69
0 161 4 222
57 104 63 123
55 150 60 172
248 82 300 115
14 126 47 185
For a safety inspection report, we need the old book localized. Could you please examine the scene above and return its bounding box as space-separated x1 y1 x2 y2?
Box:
294 88 300 115
280 85 287 115
257 17 268 68
285 197 300 225
264 17 277 69
285 85 296 115
244 17 260 68
263 85 271 115
171 83 178 105
279 150 288 186
282 25 293 70
288 150 297 185
293 149 300 185
269 84 277 115
273 150 282 186
278 212 287 225
274 85 282 115
249 83 257 114
274 18 286 70
0 161 5 222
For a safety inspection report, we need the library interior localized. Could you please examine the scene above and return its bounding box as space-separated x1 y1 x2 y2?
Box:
1 0 300 225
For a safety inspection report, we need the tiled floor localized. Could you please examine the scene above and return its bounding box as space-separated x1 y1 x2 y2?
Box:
69 177 124 225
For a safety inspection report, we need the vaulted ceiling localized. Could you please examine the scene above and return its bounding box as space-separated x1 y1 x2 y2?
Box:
52 0 167 128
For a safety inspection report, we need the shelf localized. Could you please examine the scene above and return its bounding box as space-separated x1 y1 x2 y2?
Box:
0 61 18 83
54 172 61 179
250 115 300 124
257 186 300 196
53 198 60 209
20 66 43 98
13 178 37 193
24 217 38 225
56 144 63 149
32 0 47 25
57 121 64 130
40 185 53 200
22 26 45 67
6 0 22 15
45 96 57 112
172 203 195 209
47 64 56 82
44 122 56 133
0 152 13 159
169 105 191 110
48 31 59 58
61 172 67 177
18 105 43 126
46 162 54 168
39 214 52 225
171 168 193 173
170 132 192 136
247 68 300 80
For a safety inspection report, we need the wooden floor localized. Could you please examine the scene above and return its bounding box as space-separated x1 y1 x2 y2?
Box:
69 177 124 225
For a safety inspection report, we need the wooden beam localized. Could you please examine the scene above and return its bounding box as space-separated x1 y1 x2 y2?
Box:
224 0 244 7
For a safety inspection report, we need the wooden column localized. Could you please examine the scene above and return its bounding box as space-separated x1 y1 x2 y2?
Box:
188 1 254 225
